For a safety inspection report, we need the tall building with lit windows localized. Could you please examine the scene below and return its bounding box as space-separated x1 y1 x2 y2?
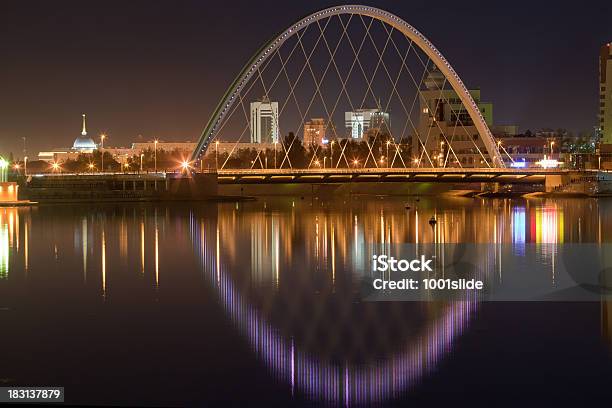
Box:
303 118 327 146
345 109 389 139
416 68 493 167
600 43 612 145
250 97 279 144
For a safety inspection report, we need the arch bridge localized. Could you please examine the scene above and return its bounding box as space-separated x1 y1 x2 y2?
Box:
190 5 509 172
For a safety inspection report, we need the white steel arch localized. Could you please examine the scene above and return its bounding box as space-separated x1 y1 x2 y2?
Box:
191 5 505 167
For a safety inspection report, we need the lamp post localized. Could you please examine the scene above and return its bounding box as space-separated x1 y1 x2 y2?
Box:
550 141 555 158
386 140 390 167
24 156 28 176
140 153 144 172
215 140 219 170
331 140 335 168
154 140 158 173
100 134 106 172
323 156 327 169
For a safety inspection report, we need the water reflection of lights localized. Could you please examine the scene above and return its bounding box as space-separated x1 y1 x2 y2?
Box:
140 218 145 275
536 206 564 244
0 208 20 279
191 216 478 405
101 228 106 299
512 208 526 245
155 210 160 288
0 224 8 279
82 217 88 282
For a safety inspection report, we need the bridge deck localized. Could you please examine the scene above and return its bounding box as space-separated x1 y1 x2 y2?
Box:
217 168 588 184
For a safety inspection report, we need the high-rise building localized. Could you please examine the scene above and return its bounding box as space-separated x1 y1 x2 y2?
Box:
416 68 493 167
303 118 327 146
600 43 612 145
250 98 279 144
345 109 390 139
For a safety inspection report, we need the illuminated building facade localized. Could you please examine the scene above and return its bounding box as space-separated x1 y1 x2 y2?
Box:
600 43 612 145
38 114 97 162
303 118 327 146
0 182 18 203
417 69 493 167
345 109 390 139
250 98 279 144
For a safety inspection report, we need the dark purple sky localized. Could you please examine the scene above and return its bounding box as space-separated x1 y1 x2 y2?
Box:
1 0 611 158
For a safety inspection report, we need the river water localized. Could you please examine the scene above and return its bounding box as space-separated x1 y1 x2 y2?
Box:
0 196 610 406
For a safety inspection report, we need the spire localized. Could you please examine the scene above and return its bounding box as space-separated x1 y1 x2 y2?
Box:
81 113 87 136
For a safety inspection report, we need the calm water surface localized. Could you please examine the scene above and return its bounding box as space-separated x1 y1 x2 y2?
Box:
0 196 610 406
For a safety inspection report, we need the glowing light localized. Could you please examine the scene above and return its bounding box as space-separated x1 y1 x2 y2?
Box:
51 162 60 171
180 160 192 171
510 160 526 168
537 158 559 168
13 164 20 170
0 158 8 169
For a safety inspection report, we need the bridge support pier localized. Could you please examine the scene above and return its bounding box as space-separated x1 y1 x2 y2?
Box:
545 175 568 192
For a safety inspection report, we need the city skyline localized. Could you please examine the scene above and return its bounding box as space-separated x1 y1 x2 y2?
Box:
1 0 611 157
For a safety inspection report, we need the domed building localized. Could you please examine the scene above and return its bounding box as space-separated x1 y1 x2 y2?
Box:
37 114 98 162
72 114 97 152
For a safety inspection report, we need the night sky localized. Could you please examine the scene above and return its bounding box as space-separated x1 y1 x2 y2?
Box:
1 0 611 158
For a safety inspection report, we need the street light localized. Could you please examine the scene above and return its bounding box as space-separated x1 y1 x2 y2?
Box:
154 139 158 173
352 159 359 168
88 163 95 172
51 162 60 172
140 153 144 172
100 134 106 171
180 160 192 173
24 156 28 176
215 140 219 170
330 140 335 168
550 141 555 158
